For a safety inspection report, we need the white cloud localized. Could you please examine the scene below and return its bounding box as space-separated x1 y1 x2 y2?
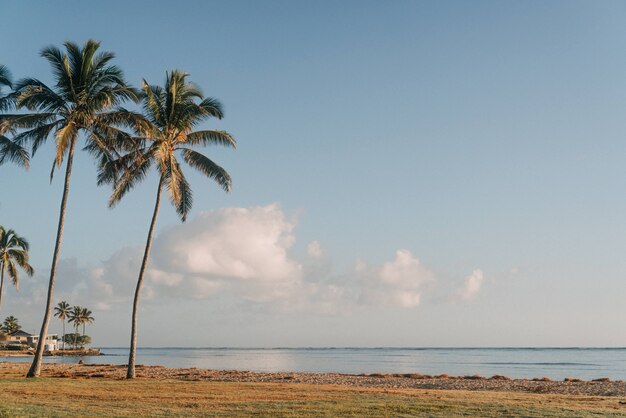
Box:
357 249 435 308
307 241 323 258
9 204 484 318
151 204 301 283
459 269 484 301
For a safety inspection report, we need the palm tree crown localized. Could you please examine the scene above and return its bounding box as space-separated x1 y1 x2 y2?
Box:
100 70 235 221
0 227 34 308
1 40 142 179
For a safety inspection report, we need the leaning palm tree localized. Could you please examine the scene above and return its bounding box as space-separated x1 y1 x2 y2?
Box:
53 301 71 350
0 65 30 169
0 40 141 377
99 70 235 378
0 227 34 308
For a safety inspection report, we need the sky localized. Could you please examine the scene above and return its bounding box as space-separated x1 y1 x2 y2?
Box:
2 0 626 347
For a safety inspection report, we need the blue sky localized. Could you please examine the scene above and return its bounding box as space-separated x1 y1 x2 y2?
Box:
2 0 626 346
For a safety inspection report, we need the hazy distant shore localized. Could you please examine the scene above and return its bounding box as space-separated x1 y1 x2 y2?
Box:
0 362 624 397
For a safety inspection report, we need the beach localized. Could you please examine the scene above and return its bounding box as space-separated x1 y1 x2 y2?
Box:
0 362 622 396
1 362 626 416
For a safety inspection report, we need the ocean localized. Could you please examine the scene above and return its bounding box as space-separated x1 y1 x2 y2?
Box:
3 347 626 380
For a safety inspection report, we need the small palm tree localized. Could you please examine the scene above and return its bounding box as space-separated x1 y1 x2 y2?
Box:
99 70 235 378
67 305 82 349
79 307 94 336
0 40 141 377
53 301 70 350
0 227 34 308
0 65 29 168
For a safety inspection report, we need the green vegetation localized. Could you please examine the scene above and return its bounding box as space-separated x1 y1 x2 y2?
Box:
0 227 34 308
0 378 624 417
62 333 91 348
1 315 21 334
98 70 235 378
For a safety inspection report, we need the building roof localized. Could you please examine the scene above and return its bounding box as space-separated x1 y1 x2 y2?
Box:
9 330 32 337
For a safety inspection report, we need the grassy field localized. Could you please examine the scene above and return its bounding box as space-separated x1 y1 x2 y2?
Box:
0 377 626 417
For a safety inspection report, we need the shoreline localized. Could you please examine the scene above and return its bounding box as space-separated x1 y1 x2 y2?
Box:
0 348 101 357
1 362 625 397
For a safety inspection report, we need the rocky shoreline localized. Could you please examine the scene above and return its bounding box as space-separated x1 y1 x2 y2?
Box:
0 348 101 357
1 362 626 397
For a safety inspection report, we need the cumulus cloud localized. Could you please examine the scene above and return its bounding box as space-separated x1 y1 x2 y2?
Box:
12 204 485 316
459 269 484 301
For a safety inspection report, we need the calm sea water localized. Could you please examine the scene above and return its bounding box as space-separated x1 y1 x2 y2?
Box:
3 348 626 380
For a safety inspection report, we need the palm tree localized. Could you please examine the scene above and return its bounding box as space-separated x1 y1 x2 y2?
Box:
79 307 94 336
0 40 141 377
67 305 82 349
0 65 30 169
99 70 235 378
0 227 34 308
53 301 70 350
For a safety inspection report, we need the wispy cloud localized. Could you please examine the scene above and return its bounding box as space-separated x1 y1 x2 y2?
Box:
459 269 484 301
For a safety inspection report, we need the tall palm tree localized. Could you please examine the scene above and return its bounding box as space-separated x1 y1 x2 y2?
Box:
99 70 235 378
0 40 141 377
53 301 70 350
0 65 30 169
0 227 34 308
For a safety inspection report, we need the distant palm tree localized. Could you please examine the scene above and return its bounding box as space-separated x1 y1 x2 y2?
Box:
79 307 94 336
0 65 29 168
0 40 141 377
99 70 235 378
67 305 82 349
2 315 21 334
0 227 34 308
53 301 71 350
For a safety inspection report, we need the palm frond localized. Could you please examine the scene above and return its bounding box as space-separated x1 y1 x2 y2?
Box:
0 136 30 169
184 130 236 148
180 148 232 192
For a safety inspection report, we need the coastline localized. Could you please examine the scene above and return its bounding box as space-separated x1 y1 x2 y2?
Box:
0 348 101 357
1 361 624 397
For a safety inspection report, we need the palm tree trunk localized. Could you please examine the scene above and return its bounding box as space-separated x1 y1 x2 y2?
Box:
0 267 4 309
127 177 164 379
62 320 65 350
27 139 76 378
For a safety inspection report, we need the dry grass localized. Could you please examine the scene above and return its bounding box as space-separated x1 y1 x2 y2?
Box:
1 374 626 417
